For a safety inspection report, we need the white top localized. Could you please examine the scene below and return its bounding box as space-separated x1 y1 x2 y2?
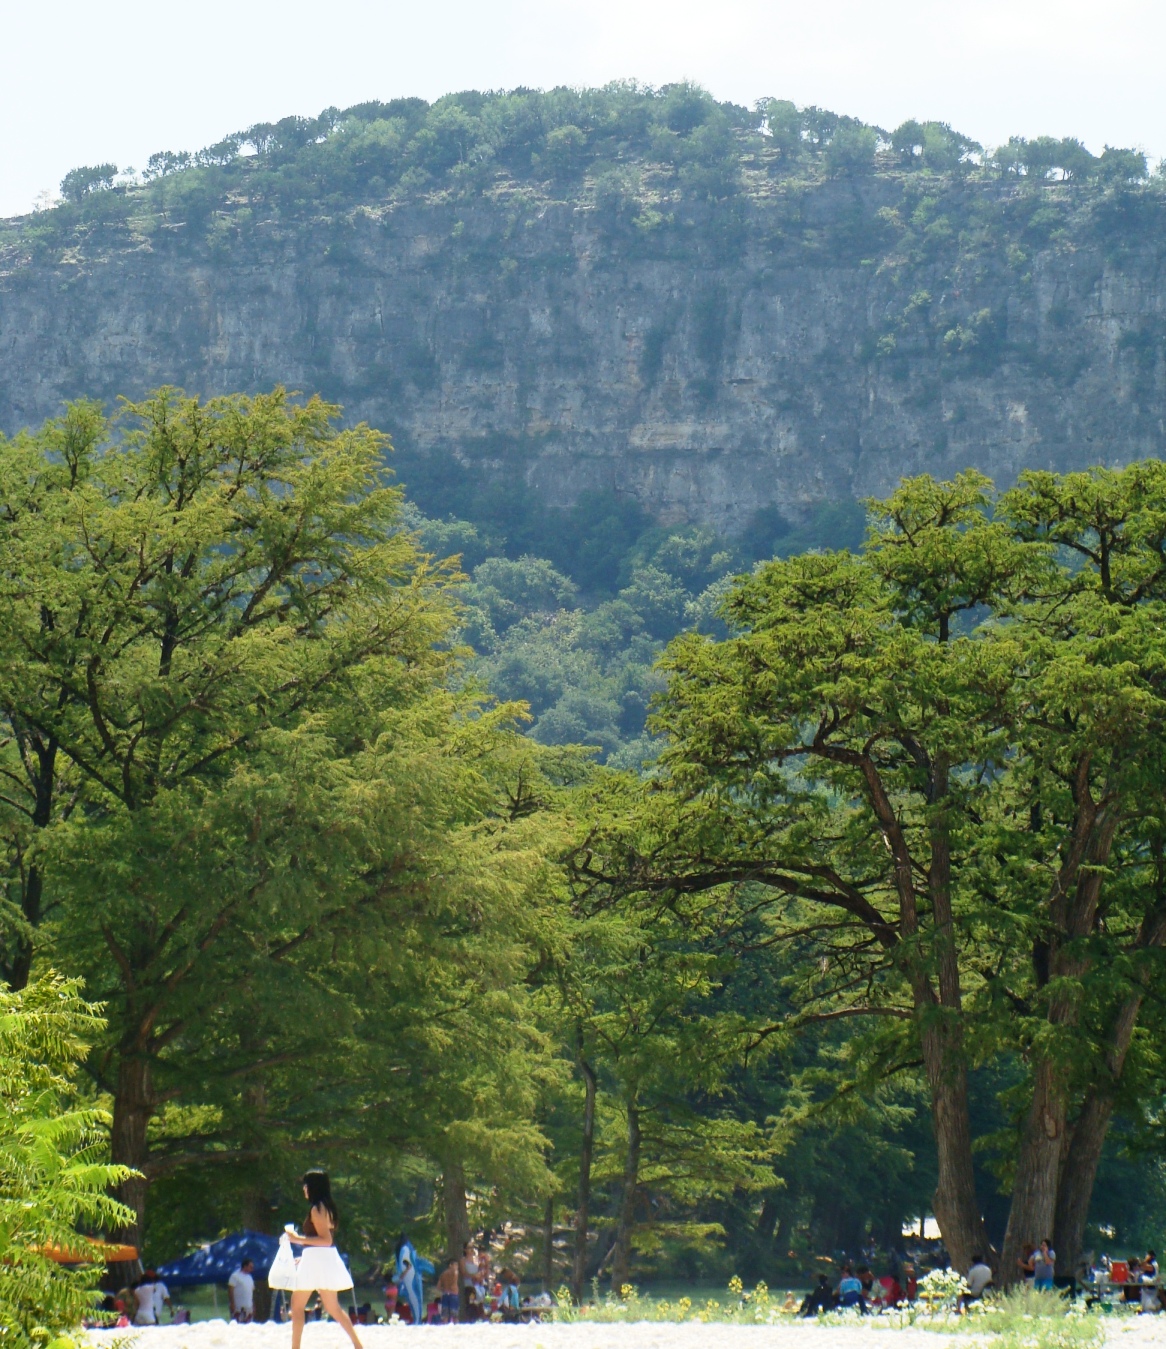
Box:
228 1268 255 1312
133 1280 169 1325
967 1262 993 1296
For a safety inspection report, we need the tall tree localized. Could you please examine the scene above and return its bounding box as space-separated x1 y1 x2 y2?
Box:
573 474 1047 1270
989 465 1166 1278
0 387 459 1248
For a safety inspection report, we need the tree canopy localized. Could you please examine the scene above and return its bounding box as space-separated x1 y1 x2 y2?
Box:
4 388 1166 1304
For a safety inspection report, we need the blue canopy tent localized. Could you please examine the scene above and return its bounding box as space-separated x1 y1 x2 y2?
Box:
158 1230 347 1286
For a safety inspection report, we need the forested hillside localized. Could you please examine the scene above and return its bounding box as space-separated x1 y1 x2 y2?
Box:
2 85 1162 761
4 92 1166 1290
1 83 1161 545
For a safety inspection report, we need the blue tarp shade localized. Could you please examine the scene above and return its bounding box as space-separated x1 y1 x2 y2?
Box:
158 1230 349 1287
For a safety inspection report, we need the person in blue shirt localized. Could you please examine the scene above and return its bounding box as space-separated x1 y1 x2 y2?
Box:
497 1269 521 1322
838 1266 867 1310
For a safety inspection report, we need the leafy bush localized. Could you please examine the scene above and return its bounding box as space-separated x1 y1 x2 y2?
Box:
0 974 135 1349
552 1277 786 1323
58 165 117 202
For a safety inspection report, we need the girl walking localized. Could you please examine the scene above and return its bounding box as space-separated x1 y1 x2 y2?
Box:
270 1170 362 1349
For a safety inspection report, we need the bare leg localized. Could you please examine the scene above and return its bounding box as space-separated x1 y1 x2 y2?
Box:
290 1292 311 1349
318 1291 363 1349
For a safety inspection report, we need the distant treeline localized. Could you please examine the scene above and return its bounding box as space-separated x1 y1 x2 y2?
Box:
38 83 1152 223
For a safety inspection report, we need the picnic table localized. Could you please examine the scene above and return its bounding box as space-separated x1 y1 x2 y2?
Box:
1081 1275 1160 1310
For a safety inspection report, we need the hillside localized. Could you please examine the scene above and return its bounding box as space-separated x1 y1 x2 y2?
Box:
1 86 1162 552
1 86 1163 761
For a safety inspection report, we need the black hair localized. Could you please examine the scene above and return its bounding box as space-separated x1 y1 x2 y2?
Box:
302 1169 338 1226
972 1254 983 1264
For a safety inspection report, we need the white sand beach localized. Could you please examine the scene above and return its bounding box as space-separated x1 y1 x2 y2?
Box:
83 1317 1166 1349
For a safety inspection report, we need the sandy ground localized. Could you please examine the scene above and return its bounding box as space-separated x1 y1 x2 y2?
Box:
83 1318 1166 1349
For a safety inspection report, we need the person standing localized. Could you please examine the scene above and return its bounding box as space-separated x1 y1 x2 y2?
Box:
1032 1240 1056 1291
133 1270 170 1326
269 1170 362 1349
460 1241 478 1319
436 1260 460 1323
228 1259 256 1322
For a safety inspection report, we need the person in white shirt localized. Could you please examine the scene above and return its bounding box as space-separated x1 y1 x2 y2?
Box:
229 1259 256 1322
133 1271 171 1325
955 1251 993 1305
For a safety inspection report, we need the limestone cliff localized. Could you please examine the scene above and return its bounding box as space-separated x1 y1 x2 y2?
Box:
2 171 1164 532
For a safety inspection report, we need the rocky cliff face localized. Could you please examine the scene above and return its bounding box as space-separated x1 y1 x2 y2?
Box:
2 175 1164 532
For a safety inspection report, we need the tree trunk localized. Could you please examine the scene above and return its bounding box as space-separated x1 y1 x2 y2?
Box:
1000 1055 1067 1282
1001 792 1118 1284
443 1158 470 1317
921 767 989 1273
571 1055 597 1303
1053 1087 1113 1276
109 1052 153 1282
542 1195 555 1291
755 1193 780 1243
854 750 987 1272
5 862 42 990
609 1096 641 1295
2 732 58 991
921 1017 989 1272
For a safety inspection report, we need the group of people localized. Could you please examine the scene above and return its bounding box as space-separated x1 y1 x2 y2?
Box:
95 1270 176 1328
1017 1240 1057 1290
798 1253 997 1315
1085 1250 1163 1311
425 1242 526 1323
798 1263 914 1315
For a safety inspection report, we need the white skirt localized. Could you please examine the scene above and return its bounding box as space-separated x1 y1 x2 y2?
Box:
269 1239 353 1292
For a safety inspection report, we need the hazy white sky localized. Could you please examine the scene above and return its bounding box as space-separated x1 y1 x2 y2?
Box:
2 0 1161 218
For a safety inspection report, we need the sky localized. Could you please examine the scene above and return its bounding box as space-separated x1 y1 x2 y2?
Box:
2 0 1162 218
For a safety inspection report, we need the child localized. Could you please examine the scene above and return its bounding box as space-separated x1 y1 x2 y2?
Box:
436 1258 460 1323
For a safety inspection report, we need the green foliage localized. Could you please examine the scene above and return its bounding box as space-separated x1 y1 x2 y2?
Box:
58 164 118 202
824 124 878 176
552 1276 782 1322
0 975 135 1349
568 462 1166 1278
0 388 570 1280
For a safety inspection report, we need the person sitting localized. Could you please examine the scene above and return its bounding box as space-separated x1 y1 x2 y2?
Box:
464 1286 483 1322
857 1266 878 1307
837 1265 867 1311
879 1274 904 1307
1124 1258 1144 1304
902 1261 918 1301
497 1269 521 1322
961 1255 993 1308
799 1274 836 1316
